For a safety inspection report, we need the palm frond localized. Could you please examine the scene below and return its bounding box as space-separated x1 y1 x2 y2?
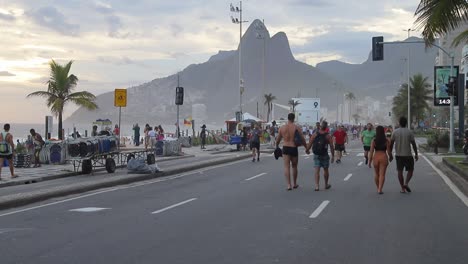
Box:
26 91 55 98
452 29 468 47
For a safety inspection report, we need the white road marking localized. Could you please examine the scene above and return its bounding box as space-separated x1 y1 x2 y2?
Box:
358 162 363 166
422 156 468 208
0 159 247 218
69 207 110 212
245 173 267 181
356 153 364 157
344 173 353 181
305 157 310 160
309 200 330 218
151 198 197 215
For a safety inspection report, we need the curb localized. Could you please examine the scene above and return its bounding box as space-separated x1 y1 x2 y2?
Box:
0 153 251 210
0 155 195 189
442 158 468 183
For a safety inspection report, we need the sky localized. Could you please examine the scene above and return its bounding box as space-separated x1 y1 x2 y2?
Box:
0 0 422 124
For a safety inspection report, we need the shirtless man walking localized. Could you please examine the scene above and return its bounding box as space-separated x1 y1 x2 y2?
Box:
276 113 308 191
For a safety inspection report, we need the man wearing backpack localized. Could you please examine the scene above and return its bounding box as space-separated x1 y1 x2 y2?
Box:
307 121 334 191
0 124 17 179
276 113 308 191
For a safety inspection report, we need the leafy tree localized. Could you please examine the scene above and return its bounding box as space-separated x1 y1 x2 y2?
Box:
263 93 276 122
392 74 432 127
288 99 301 113
27 60 98 139
414 0 468 47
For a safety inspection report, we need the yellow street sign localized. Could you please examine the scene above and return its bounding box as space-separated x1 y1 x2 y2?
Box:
114 89 127 107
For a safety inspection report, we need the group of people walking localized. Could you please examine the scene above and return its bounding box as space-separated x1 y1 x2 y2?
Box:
142 124 165 149
275 114 418 194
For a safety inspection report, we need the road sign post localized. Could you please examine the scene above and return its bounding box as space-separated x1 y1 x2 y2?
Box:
114 89 127 149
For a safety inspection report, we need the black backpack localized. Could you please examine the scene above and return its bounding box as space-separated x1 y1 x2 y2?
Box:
312 133 328 155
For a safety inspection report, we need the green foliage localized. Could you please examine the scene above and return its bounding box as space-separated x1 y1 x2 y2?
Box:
392 74 432 127
414 0 468 47
27 60 98 139
264 93 276 122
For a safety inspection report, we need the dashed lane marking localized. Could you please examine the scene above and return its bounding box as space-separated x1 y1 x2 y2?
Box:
344 174 353 181
309 200 330 218
245 173 267 181
358 162 363 166
151 198 197 215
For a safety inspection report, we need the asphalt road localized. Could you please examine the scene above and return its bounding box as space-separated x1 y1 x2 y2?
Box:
0 140 467 264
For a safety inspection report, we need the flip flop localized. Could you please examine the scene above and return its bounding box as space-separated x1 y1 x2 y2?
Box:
325 184 332 190
293 185 299 189
314 188 319 191
400 190 406 193
404 185 412 193
11 175 19 179
287 187 292 191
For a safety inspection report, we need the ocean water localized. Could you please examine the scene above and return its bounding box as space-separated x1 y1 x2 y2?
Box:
1 122 225 142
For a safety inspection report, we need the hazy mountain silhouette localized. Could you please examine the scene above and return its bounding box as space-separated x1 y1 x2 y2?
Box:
66 21 438 127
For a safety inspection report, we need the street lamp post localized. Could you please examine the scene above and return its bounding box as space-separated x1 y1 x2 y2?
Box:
256 20 266 119
404 28 415 128
230 2 248 118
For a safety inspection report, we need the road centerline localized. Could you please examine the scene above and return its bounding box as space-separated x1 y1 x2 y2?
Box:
151 198 197 215
344 173 353 181
245 173 267 181
309 200 330 218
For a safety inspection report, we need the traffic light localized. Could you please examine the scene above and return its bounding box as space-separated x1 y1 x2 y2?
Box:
175 87 184 105
447 76 458 97
372 36 384 61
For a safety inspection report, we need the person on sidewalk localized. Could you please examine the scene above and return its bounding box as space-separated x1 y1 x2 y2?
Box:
250 124 261 162
368 125 393 194
0 124 17 179
30 129 45 168
200 125 207 149
133 124 140 146
332 125 347 163
361 123 375 165
276 113 308 191
390 116 418 193
307 121 334 191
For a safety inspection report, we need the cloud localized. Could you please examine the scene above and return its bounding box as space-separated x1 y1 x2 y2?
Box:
95 1 113 14
0 71 15 76
288 0 331 7
107 15 128 38
28 6 80 36
0 11 15 21
97 56 146 67
170 23 184 37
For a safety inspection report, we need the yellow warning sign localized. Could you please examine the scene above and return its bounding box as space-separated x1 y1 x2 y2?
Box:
114 89 127 107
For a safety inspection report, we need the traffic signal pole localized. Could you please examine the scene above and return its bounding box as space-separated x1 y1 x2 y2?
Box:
375 39 456 153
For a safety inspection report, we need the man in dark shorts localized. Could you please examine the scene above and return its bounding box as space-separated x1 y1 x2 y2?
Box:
250 124 261 162
390 116 418 193
361 123 375 165
276 113 308 191
0 124 17 179
307 121 334 191
332 125 347 163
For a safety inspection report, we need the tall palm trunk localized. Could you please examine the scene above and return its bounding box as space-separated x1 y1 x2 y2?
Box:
58 112 63 140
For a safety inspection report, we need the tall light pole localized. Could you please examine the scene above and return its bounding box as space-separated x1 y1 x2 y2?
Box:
404 28 415 128
256 19 266 119
230 2 248 118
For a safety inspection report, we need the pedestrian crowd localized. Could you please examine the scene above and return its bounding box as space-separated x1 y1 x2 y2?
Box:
273 114 418 194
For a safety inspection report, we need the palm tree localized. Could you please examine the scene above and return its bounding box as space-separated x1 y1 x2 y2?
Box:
352 113 360 124
28 60 98 139
263 93 276 122
345 92 356 123
414 0 468 47
288 99 301 113
392 73 432 127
